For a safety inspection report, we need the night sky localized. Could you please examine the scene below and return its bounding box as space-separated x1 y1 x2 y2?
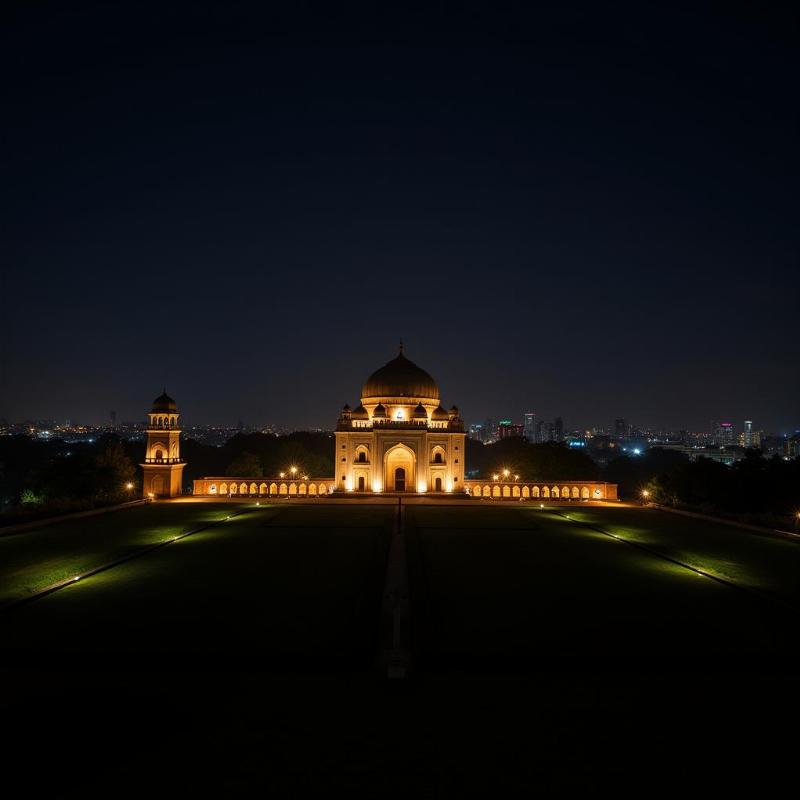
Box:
2 3 797 432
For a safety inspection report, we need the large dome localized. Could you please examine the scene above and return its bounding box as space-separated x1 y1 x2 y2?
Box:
362 348 439 400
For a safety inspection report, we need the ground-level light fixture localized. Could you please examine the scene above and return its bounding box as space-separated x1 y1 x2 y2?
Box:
642 490 650 498
125 482 133 490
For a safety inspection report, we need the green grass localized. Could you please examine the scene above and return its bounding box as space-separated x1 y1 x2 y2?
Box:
552 506 800 603
0 502 251 604
2 502 798 673
407 505 798 669
1 504 393 667
2 501 799 793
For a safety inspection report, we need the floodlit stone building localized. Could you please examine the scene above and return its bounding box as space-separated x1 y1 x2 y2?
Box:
186 346 617 501
141 392 185 498
334 345 466 493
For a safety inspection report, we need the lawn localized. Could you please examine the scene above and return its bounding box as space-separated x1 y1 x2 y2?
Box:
2 501 799 793
0 504 393 669
3 501 799 674
0 501 250 605
407 504 798 670
552 505 800 604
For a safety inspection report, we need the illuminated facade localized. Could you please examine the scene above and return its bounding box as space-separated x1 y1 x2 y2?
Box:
188 347 618 501
465 479 617 500
141 392 185 498
334 346 466 493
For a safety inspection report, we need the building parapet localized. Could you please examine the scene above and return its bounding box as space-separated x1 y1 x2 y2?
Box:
336 419 464 432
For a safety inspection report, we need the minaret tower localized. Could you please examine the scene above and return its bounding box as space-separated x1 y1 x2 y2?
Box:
140 391 185 498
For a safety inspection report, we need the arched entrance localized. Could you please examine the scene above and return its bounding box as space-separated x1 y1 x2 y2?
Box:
357 476 366 491
434 476 442 492
384 444 416 492
151 474 164 496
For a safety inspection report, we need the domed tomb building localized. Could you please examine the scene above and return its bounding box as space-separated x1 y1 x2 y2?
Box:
335 346 465 493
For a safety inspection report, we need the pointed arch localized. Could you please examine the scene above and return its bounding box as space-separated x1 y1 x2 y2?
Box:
522 486 530 498
384 443 416 492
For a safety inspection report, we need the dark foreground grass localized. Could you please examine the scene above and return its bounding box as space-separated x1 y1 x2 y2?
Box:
407 505 799 670
552 505 800 604
2 502 799 793
3 669 798 795
0 505 393 668
0 501 248 604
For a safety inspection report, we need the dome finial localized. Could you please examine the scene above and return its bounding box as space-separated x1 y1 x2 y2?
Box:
399 338 404 354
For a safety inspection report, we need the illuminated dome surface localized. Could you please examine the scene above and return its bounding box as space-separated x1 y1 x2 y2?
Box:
362 349 439 400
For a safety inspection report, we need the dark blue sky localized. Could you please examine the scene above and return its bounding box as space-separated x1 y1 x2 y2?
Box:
2 2 797 432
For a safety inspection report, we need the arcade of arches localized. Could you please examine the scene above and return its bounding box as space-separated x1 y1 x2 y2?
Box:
183 348 618 501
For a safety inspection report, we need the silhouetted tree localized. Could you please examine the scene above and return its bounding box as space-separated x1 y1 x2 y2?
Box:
226 452 263 477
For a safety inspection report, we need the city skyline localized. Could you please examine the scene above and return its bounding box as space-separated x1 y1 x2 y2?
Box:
4 404 795 441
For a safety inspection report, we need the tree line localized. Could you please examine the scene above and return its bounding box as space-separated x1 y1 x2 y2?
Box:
1 432 797 527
